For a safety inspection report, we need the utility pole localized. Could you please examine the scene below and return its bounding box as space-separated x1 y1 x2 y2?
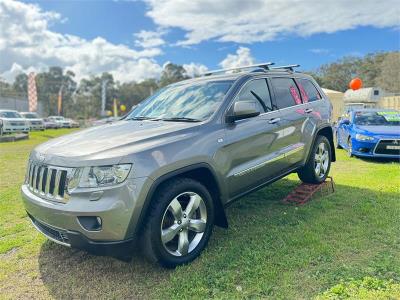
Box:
101 79 108 116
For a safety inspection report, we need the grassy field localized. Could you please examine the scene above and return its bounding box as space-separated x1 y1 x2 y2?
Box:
0 129 399 299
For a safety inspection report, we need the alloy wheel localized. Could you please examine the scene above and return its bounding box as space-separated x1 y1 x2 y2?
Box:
314 142 329 178
161 192 207 256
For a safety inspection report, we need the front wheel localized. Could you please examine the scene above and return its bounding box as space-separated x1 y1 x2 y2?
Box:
336 132 342 149
298 135 332 184
141 178 214 268
347 138 353 157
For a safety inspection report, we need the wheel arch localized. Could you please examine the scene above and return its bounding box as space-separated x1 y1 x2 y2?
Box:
313 125 336 162
135 163 228 234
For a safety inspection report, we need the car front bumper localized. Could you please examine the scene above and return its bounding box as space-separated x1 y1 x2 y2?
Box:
29 124 45 130
21 176 153 251
351 138 400 159
2 125 30 133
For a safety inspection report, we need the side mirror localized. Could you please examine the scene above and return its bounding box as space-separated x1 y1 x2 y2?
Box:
226 100 261 123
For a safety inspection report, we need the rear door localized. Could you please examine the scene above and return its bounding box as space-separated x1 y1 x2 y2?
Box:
222 78 286 198
270 77 310 168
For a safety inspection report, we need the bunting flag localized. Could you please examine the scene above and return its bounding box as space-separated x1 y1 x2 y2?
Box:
27 72 38 112
58 86 63 115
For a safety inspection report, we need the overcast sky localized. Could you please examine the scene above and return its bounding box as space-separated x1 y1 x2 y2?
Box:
0 0 399 83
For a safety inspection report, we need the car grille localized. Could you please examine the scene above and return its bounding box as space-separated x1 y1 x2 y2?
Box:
374 139 400 156
31 121 42 125
28 213 70 246
26 161 71 202
10 121 25 126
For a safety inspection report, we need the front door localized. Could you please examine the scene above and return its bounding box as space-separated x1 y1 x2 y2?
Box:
221 78 287 198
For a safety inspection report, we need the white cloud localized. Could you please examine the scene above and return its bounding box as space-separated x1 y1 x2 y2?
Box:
144 0 400 45
134 29 166 48
219 47 255 69
0 0 164 83
183 62 208 77
310 48 330 55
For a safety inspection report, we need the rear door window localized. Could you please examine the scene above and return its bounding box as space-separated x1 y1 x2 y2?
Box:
296 78 322 103
270 78 302 109
236 79 273 112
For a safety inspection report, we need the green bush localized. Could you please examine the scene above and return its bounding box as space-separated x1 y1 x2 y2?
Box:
317 277 400 299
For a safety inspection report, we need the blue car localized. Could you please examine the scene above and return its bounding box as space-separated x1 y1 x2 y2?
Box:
336 109 400 159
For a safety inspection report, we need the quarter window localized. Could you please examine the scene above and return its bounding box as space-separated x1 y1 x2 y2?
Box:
271 78 302 109
296 78 322 102
236 79 273 112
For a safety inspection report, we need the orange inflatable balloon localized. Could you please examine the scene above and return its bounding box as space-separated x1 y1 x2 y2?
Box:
349 78 363 91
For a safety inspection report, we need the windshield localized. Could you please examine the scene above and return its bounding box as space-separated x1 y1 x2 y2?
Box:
22 113 38 119
354 111 400 126
127 80 233 121
0 111 22 118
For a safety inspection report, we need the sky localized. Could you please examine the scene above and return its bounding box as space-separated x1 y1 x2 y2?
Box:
0 0 399 83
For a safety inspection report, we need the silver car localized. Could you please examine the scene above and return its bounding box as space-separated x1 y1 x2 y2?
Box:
20 112 45 131
21 63 336 267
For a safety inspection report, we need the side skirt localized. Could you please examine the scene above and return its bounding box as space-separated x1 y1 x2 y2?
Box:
224 165 302 208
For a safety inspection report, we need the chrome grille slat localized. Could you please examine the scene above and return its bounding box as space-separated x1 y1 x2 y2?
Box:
53 170 61 197
45 168 51 195
26 161 71 202
32 165 37 191
38 167 45 194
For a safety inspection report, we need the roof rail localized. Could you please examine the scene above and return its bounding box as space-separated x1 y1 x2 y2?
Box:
202 62 275 76
270 64 300 72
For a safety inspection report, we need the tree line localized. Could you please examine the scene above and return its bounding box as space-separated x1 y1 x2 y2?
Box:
0 51 398 119
310 51 399 93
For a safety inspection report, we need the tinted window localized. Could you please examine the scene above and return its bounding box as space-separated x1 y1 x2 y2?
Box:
236 79 273 112
354 111 400 126
297 78 321 102
271 78 302 109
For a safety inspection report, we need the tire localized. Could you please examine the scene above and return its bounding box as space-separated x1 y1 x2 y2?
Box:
347 138 353 157
141 177 215 268
336 132 342 149
298 135 332 184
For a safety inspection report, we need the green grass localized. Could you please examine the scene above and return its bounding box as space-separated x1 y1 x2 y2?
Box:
0 130 399 299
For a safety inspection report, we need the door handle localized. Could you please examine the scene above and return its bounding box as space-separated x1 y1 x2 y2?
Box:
268 118 281 124
305 108 313 113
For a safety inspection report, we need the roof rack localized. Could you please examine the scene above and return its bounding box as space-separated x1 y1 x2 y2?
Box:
270 64 300 72
202 62 275 76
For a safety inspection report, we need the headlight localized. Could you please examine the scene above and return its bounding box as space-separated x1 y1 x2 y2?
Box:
355 133 374 141
67 164 132 191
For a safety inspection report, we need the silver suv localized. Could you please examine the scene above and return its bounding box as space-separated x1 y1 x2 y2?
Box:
21 63 335 267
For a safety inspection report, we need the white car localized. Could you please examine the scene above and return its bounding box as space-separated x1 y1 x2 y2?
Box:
0 110 30 135
20 112 45 131
48 116 71 128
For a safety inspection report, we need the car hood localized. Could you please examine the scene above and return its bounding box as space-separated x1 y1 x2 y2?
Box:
27 118 43 122
31 120 202 166
1 118 27 122
356 125 400 137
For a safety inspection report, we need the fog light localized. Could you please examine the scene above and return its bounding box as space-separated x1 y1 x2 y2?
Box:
78 216 102 231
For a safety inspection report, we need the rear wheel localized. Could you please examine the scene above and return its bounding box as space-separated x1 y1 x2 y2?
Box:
298 135 331 184
141 178 214 268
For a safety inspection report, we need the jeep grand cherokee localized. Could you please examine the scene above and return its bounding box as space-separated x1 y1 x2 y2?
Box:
21 63 335 267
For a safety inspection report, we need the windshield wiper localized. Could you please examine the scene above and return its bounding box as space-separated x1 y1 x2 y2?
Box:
161 117 201 122
128 116 160 121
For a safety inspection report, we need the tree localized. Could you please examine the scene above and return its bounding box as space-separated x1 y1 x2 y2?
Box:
315 56 361 92
35 67 77 116
13 73 28 95
158 63 189 87
376 52 400 93
117 79 158 110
